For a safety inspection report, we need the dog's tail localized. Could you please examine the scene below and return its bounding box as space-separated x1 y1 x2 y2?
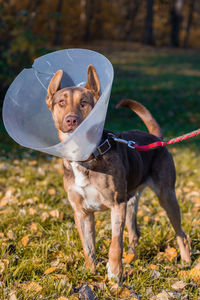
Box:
116 99 162 138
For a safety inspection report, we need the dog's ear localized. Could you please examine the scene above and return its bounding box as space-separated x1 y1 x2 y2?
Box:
85 65 100 102
46 70 63 110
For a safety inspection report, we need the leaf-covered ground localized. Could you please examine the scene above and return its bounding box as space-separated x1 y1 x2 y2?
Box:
0 45 200 299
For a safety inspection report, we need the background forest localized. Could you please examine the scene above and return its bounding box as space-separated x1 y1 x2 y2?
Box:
0 0 200 102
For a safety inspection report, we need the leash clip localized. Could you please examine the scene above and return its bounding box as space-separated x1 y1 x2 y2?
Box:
127 141 136 149
108 134 136 149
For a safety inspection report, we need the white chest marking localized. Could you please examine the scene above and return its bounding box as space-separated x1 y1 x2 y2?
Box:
70 162 89 187
69 162 106 211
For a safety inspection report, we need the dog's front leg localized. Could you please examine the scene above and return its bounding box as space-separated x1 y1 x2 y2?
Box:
74 211 96 272
107 202 127 282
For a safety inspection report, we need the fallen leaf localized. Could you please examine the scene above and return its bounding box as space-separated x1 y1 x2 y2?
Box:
164 247 177 261
21 235 29 247
143 215 149 223
0 209 9 215
79 284 95 300
7 230 16 240
44 266 57 275
9 291 17 300
124 253 136 264
119 287 130 298
21 282 42 292
57 297 68 300
28 207 37 215
171 280 187 291
30 222 38 233
0 232 5 239
29 160 37 166
49 209 59 218
41 212 49 221
48 188 56 195
0 261 5 274
152 269 161 278
149 264 159 270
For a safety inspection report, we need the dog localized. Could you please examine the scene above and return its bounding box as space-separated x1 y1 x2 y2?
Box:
46 65 191 282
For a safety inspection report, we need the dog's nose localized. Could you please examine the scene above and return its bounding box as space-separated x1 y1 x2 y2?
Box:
65 115 78 129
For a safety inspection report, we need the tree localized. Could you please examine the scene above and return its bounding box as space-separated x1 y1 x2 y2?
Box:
80 0 94 41
184 0 196 47
170 0 184 47
144 0 155 45
53 0 64 46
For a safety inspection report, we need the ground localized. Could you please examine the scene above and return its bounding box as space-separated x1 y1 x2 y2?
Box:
0 44 200 299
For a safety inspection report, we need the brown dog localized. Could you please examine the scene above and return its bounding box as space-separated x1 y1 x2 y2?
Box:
46 65 191 282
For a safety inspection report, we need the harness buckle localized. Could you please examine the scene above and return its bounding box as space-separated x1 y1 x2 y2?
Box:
94 139 112 157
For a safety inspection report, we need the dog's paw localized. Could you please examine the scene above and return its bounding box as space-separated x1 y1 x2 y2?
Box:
106 262 121 283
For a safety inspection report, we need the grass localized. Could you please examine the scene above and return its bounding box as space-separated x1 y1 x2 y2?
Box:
0 44 200 299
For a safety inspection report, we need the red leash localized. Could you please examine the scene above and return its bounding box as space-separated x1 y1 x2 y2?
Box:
134 128 200 151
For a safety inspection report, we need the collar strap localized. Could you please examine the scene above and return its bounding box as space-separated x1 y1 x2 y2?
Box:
93 138 112 158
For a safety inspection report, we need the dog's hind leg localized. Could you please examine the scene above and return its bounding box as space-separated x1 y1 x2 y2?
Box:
149 161 191 263
126 187 144 254
107 202 127 282
156 189 190 262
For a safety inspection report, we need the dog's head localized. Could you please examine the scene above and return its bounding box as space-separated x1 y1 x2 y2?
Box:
46 65 100 141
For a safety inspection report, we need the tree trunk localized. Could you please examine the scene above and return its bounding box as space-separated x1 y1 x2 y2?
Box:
80 0 94 41
170 0 184 47
183 0 196 47
124 0 140 41
144 0 155 45
53 0 63 46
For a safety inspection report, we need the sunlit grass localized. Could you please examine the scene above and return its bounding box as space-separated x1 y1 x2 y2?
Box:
0 46 200 299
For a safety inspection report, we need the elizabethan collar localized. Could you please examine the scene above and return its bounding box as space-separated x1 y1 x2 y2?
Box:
3 49 114 161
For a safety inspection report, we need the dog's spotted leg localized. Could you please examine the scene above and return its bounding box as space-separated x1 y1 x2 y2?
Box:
67 187 96 272
74 211 96 272
107 202 126 282
126 193 141 255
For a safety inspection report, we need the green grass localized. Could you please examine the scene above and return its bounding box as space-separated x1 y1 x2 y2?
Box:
0 45 200 299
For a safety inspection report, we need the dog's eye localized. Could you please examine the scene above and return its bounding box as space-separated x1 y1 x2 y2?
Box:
80 101 87 108
59 99 65 107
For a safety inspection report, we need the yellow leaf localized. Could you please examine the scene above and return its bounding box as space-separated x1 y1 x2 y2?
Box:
96 220 101 226
119 287 130 298
44 266 57 275
28 207 37 215
69 295 79 300
0 209 9 215
57 297 69 300
49 210 59 218
21 282 42 292
164 247 177 261
2 259 9 267
48 188 56 195
21 235 29 247
143 215 149 223
30 222 38 233
124 253 136 264
29 160 37 166
149 264 159 270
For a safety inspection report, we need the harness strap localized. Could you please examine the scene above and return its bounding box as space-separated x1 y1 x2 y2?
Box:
84 128 200 162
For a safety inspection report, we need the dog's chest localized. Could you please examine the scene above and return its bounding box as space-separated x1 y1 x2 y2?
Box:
68 162 106 211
